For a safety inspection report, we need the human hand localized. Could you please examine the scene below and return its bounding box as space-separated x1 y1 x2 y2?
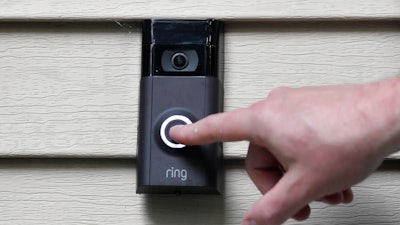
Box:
170 80 400 225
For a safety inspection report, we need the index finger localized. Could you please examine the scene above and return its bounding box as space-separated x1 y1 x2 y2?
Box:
169 107 256 145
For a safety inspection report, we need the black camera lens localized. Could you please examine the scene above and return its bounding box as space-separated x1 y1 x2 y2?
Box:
171 52 189 70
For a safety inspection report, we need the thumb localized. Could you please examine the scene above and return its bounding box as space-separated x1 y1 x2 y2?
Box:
243 169 314 225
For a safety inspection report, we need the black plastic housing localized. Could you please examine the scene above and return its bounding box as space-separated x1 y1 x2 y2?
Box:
137 19 224 194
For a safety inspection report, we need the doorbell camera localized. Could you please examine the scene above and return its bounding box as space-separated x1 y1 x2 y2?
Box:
162 50 198 72
136 19 224 194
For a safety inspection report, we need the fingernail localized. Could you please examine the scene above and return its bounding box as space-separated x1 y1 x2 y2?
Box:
243 219 258 225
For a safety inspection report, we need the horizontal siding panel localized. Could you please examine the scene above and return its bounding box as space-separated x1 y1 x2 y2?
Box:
0 159 397 224
0 22 399 158
0 23 140 158
0 0 399 21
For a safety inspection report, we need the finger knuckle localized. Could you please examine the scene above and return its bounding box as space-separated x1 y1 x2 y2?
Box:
269 86 291 98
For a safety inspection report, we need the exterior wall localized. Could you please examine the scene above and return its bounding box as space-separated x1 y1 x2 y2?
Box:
0 159 398 225
0 21 399 158
1 0 399 20
0 1 399 224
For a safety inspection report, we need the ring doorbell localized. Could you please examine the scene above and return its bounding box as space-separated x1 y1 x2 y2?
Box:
136 19 224 194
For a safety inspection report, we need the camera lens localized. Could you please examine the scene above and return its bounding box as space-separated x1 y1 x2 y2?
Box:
171 52 189 70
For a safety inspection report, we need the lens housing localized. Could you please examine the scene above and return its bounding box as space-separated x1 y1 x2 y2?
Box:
160 49 199 73
171 52 189 70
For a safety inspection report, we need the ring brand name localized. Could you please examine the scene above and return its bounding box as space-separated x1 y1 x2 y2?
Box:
165 167 187 181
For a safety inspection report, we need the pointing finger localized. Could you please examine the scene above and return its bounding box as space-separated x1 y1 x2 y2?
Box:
243 170 314 225
170 107 257 145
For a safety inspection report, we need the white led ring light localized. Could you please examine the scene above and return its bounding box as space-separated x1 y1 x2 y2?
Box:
160 115 192 149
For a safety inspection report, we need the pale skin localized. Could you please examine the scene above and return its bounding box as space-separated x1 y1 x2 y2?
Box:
170 77 400 225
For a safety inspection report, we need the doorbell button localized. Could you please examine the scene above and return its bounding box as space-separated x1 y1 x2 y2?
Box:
160 115 192 149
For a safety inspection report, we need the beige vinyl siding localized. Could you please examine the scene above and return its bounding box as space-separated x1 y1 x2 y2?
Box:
0 22 399 158
0 0 399 21
0 159 398 225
